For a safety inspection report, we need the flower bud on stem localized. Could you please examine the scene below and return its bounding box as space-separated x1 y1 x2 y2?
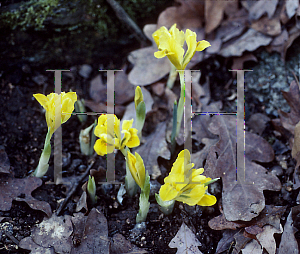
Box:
121 147 138 197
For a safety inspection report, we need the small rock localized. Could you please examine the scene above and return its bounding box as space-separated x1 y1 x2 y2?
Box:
79 64 92 79
270 165 283 176
32 74 47 86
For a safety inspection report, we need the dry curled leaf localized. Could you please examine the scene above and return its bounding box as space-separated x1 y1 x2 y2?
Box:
157 0 204 30
278 205 300 254
205 115 281 221
19 214 73 254
205 0 238 34
220 28 273 57
278 80 300 135
20 208 110 254
0 176 52 217
248 0 278 21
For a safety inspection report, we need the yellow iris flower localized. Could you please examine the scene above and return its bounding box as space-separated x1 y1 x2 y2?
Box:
152 24 211 70
33 92 77 136
159 149 217 206
126 151 145 189
94 114 140 156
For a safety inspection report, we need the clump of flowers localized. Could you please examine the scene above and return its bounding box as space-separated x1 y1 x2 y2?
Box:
93 114 140 156
33 92 77 177
156 149 217 215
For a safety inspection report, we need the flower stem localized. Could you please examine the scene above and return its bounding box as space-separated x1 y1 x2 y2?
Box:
136 171 150 223
166 64 178 89
155 193 175 215
33 128 52 178
171 100 177 155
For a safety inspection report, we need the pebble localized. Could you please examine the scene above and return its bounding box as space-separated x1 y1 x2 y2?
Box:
270 165 283 176
79 64 92 79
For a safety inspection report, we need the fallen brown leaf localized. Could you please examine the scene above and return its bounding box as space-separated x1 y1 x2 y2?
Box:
169 222 203 254
20 208 110 254
220 28 273 57
278 205 300 254
128 45 170 86
157 0 204 30
248 0 278 21
251 17 281 36
19 214 73 253
0 176 52 217
111 233 147 254
205 115 281 221
286 0 299 19
255 224 283 254
278 80 300 135
205 0 237 34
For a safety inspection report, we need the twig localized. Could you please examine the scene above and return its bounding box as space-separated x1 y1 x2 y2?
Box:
56 155 97 215
106 0 148 46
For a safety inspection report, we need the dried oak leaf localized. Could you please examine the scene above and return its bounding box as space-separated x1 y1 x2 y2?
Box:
248 0 278 21
241 239 263 254
251 17 281 36
254 224 283 254
220 28 273 57
266 29 289 57
169 222 203 254
286 0 299 19
71 208 109 253
128 24 170 86
89 66 134 105
278 205 300 254
157 0 204 30
135 122 170 179
209 205 286 234
242 223 283 254
20 208 110 254
205 0 238 34
276 80 300 136
0 176 51 217
19 214 73 254
111 233 147 254
205 115 281 221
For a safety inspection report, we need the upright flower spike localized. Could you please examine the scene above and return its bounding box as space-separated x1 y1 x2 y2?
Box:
152 24 211 70
157 149 217 214
126 151 150 223
134 86 146 137
33 91 77 178
134 86 143 110
127 151 145 189
87 175 97 206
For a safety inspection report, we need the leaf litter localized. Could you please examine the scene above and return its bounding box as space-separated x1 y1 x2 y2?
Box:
2 0 300 253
